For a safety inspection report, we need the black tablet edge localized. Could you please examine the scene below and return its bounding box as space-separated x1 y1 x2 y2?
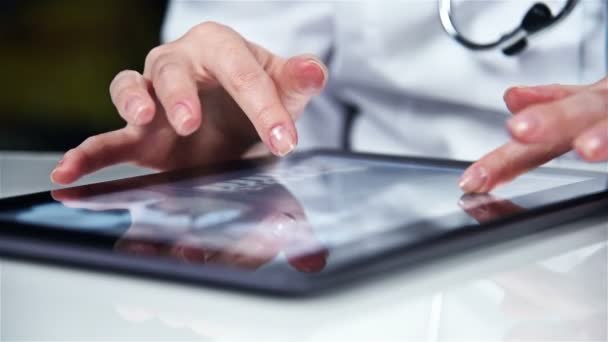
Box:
0 197 605 298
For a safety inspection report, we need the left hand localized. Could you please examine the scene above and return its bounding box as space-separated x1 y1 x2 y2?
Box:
460 77 608 193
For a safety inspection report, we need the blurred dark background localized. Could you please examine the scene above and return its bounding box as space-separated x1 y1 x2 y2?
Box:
0 0 168 151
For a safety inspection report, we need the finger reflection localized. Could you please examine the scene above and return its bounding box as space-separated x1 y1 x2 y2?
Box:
458 193 524 224
54 175 330 273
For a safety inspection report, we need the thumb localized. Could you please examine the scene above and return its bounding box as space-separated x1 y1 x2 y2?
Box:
503 84 583 114
273 54 328 119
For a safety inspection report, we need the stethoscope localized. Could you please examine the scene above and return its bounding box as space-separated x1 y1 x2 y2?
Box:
439 0 579 55
342 0 583 149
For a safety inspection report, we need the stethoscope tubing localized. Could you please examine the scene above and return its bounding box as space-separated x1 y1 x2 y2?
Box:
438 0 580 52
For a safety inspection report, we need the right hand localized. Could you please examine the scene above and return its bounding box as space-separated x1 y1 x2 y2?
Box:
51 22 328 185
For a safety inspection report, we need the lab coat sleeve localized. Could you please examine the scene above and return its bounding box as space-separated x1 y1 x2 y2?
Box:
161 1 345 150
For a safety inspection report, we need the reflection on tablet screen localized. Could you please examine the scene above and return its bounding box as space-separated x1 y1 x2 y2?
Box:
1 155 602 273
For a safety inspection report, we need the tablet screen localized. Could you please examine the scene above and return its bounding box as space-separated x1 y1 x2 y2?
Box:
0 152 605 275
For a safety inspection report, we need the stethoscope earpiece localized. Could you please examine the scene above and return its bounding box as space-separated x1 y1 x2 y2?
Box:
502 2 554 56
439 0 579 56
502 39 527 56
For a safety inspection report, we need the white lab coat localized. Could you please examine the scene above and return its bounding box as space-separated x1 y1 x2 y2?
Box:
162 0 606 161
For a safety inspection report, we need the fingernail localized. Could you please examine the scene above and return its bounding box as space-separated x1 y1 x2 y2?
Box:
173 104 196 135
126 97 148 124
133 108 151 125
578 135 604 159
50 168 59 183
269 125 296 156
459 166 488 193
50 158 65 183
508 116 538 138
298 59 326 91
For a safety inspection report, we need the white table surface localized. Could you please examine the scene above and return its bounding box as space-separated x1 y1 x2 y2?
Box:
0 152 606 341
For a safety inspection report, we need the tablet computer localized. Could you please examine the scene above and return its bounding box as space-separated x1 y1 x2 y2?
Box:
0 150 606 295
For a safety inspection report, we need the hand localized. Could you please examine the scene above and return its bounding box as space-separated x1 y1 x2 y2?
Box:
460 77 607 193
50 22 327 185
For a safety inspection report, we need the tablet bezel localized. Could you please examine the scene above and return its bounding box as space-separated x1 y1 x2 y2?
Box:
0 149 606 296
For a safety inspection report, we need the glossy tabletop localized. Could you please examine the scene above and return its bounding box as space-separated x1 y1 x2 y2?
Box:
0 152 606 341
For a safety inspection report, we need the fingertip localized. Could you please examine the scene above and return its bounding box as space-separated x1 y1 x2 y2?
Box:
503 87 527 113
49 156 64 183
289 56 327 93
171 103 202 136
50 169 60 184
458 165 489 194
51 189 75 201
115 77 156 125
50 150 87 185
178 116 202 137
124 97 148 125
277 56 327 120
507 114 539 143
269 123 297 157
502 84 576 115
50 164 83 185
132 103 155 126
502 87 517 101
574 136 607 162
50 167 81 185
296 58 326 91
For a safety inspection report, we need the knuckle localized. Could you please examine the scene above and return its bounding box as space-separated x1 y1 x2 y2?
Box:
550 86 572 99
80 136 111 170
251 101 283 128
575 91 606 115
81 136 100 151
189 21 229 38
74 146 95 170
145 46 163 65
151 64 194 105
229 69 268 94
160 92 183 110
144 45 171 72
154 61 180 81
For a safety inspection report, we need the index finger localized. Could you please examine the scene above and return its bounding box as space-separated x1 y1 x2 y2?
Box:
109 70 156 125
459 140 571 193
191 24 297 156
